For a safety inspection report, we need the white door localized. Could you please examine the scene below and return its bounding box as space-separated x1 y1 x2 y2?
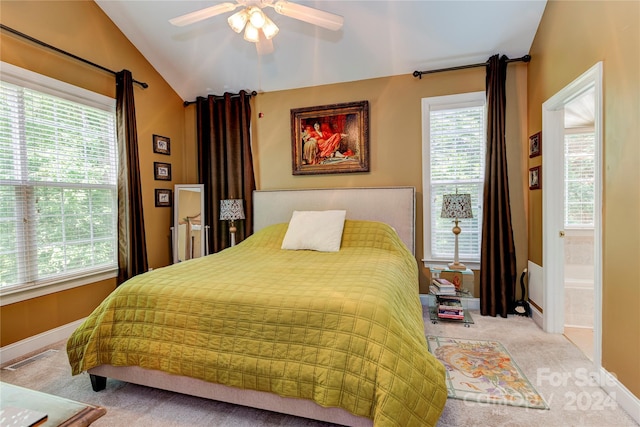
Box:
542 63 603 367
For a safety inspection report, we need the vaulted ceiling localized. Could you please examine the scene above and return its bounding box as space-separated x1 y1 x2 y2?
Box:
95 0 548 102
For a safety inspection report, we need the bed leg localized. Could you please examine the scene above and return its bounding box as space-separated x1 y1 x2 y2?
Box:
89 374 106 392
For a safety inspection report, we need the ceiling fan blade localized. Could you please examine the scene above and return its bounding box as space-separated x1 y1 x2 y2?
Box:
272 1 343 31
169 2 239 27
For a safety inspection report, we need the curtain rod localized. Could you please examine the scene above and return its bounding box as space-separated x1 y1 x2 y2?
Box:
183 91 258 107
0 24 149 89
413 54 531 79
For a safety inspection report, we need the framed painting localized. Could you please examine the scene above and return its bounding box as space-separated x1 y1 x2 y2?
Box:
291 100 369 175
153 134 171 155
154 162 172 181
155 189 172 207
529 132 541 158
529 166 541 190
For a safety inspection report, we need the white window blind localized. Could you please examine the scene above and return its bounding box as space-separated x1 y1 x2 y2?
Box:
0 65 118 292
422 92 485 265
565 131 595 227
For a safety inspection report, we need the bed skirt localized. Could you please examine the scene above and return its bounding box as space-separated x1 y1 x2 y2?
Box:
88 365 373 427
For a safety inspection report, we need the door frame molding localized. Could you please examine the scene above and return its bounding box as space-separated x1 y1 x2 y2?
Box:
541 62 603 367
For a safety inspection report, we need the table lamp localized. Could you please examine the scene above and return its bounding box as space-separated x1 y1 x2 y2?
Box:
219 199 245 246
441 193 473 270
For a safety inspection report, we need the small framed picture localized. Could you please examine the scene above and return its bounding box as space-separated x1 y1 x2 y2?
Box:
529 166 541 190
154 162 172 181
529 132 541 158
153 134 171 155
155 189 172 207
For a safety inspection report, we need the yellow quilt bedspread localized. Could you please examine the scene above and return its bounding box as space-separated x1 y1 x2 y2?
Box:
67 220 447 426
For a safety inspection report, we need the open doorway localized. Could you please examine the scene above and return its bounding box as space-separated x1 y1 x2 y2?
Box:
542 63 603 367
562 88 596 361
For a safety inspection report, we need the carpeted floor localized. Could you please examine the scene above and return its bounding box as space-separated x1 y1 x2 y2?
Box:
0 306 637 426
428 310 637 427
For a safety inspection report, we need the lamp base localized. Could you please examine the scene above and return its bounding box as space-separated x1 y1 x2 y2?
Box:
229 223 237 247
448 261 467 271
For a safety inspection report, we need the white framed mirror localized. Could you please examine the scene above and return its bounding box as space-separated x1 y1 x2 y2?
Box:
172 184 206 263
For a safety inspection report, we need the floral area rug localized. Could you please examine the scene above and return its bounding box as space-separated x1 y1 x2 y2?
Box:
426 336 548 409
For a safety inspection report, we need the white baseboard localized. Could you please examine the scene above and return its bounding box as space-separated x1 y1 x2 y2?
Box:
420 294 430 305
531 303 544 329
597 366 640 424
0 318 85 365
466 297 480 310
527 260 543 309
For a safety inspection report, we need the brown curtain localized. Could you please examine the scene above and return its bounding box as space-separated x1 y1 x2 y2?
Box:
480 55 517 317
116 70 148 284
196 91 255 253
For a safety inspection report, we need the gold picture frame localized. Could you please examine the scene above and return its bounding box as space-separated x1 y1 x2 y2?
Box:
291 101 369 175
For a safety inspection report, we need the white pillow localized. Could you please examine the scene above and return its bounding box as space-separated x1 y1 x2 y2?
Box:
281 210 347 252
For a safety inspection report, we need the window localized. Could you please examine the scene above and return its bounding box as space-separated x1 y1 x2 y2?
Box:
0 63 118 300
421 92 485 267
564 130 595 227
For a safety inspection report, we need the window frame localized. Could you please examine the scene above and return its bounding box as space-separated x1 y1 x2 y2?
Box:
564 126 596 230
0 62 118 306
421 91 485 269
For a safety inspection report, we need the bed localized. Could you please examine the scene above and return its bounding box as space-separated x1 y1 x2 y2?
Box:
66 187 447 427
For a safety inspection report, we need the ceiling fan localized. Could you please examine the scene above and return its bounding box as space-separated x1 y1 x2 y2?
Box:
169 0 344 55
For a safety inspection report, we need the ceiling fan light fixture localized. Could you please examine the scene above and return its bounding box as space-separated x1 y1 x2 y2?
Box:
169 0 343 54
272 0 343 31
243 22 260 43
228 9 248 33
261 16 279 39
248 7 266 29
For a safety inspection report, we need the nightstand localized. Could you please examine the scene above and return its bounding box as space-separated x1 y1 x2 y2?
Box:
427 264 475 326
428 290 474 327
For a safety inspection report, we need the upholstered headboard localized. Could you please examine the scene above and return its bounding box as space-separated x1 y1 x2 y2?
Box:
253 187 416 254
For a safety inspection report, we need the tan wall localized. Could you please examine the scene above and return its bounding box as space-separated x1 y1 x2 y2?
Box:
0 280 114 346
0 0 189 346
528 0 640 397
252 66 529 294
